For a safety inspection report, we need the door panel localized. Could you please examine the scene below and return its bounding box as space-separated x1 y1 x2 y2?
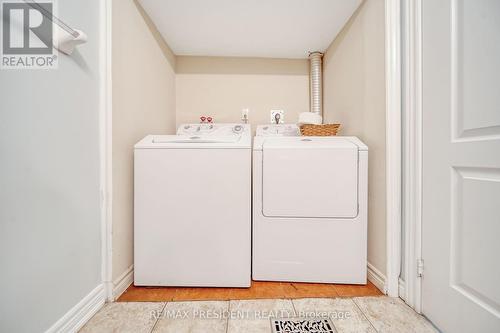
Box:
453 0 500 139
422 0 500 331
451 168 500 316
262 144 358 218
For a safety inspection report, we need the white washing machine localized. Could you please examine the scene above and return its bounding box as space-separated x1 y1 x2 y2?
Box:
253 124 368 284
134 123 251 287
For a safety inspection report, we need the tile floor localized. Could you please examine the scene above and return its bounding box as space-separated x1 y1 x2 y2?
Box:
80 296 437 333
117 281 382 302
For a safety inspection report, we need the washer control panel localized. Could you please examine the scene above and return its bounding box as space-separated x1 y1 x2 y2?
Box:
177 124 215 135
177 124 249 136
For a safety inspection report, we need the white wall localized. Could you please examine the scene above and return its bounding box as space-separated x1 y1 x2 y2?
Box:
323 0 387 276
112 0 177 284
0 1 103 332
176 56 309 126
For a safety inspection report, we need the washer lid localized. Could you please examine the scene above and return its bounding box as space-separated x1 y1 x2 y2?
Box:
152 135 240 144
135 124 251 149
262 137 359 218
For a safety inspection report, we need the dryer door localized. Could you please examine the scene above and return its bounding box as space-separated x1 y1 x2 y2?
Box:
262 137 359 218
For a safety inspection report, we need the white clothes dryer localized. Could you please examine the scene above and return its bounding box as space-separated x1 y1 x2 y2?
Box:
252 124 368 284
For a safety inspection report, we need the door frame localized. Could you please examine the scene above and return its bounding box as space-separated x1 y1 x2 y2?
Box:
401 0 423 312
385 0 403 298
100 0 113 302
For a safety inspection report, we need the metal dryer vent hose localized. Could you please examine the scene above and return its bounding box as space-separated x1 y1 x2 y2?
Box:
309 51 324 118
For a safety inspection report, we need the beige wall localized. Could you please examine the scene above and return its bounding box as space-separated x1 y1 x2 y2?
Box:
112 0 176 282
323 0 387 275
176 56 309 126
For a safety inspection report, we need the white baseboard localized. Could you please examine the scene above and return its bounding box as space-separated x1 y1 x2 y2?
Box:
113 264 134 300
367 262 387 294
45 284 105 333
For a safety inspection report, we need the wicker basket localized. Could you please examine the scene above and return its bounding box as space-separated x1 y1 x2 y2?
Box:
300 124 341 136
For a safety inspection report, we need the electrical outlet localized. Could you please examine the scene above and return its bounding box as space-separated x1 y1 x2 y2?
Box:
270 110 284 124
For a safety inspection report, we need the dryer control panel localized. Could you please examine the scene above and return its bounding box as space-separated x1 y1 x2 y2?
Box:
255 124 300 137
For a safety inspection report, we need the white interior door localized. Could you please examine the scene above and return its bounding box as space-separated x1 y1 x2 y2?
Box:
422 0 500 332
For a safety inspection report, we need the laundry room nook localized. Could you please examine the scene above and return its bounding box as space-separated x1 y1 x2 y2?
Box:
106 0 395 324
6 0 499 332
111 0 387 300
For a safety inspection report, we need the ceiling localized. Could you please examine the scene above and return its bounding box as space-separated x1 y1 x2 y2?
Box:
137 0 362 59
